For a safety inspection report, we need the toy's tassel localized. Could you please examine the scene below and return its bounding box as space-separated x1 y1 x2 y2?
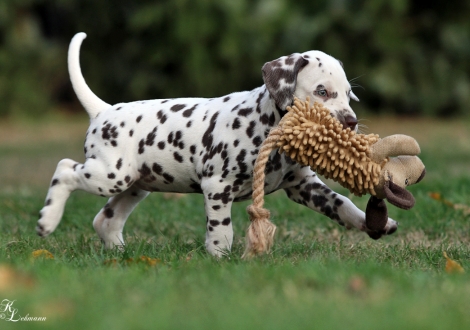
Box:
243 205 276 258
242 128 282 258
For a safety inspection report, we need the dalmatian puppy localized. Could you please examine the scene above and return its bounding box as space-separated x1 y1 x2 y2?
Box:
37 33 398 256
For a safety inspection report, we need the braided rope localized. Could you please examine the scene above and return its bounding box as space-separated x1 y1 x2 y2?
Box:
242 128 283 258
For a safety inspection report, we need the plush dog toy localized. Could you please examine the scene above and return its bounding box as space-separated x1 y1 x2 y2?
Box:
244 98 425 257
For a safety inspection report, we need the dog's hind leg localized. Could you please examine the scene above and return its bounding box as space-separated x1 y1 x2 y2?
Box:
92 186 149 248
37 158 138 238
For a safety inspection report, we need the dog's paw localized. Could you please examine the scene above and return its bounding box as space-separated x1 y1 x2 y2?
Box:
36 210 56 237
36 223 51 237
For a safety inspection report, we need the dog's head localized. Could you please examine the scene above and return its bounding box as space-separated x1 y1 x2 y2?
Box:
262 51 359 130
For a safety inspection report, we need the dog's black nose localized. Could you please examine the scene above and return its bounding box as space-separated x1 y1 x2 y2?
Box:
343 115 358 130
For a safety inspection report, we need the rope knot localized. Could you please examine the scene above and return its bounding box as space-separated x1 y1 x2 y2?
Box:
246 205 271 220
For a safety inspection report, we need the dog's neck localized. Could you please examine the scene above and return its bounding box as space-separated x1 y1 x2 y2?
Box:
256 85 288 126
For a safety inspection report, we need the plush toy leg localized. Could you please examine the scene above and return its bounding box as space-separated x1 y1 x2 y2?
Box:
383 181 416 210
365 196 388 231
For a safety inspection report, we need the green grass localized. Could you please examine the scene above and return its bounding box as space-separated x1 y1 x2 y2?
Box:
1 116 470 329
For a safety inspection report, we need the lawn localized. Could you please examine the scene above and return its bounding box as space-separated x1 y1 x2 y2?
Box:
1 113 470 329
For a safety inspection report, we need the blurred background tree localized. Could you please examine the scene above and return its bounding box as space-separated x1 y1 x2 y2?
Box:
0 0 469 118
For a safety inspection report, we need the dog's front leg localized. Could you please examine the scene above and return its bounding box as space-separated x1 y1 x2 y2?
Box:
283 173 398 239
202 182 234 257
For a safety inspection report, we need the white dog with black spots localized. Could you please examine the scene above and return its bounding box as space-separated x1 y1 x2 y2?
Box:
37 33 398 256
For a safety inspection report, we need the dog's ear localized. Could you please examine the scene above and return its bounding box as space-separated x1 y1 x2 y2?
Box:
384 180 416 210
262 54 309 110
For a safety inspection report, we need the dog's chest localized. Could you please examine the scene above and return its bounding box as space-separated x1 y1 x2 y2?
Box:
83 88 298 198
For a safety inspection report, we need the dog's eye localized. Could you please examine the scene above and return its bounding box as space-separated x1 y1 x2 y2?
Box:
317 89 328 97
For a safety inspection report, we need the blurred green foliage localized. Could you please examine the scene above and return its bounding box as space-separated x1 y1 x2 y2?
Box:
0 0 469 117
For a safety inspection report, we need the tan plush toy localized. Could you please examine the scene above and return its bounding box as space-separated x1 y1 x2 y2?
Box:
244 98 425 257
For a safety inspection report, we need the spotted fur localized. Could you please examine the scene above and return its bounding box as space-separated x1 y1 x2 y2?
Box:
36 33 398 257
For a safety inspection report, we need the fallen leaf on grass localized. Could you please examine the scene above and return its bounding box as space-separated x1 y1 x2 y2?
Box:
0 265 35 292
133 256 161 266
104 256 161 267
31 249 54 260
429 192 470 215
443 251 464 274
348 275 366 293
429 192 454 207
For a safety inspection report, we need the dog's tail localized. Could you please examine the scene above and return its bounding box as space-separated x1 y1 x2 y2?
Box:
68 33 110 119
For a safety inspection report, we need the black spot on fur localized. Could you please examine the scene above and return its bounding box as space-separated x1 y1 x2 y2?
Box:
108 173 116 179
212 185 233 204
163 173 174 183
334 199 343 206
51 179 59 186
129 130 134 137
139 163 152 177
46 199 52 206
246 121 256 138
136 115 143 123
138 139 145 154
260 114 269 124
152 163 163 175
238 108 253 117
101 123 119 141
173 152 184 163
116 158 123 170
202 112 219 151
158 141 165 149
222 217 231 226
209 220 220 226
183 104 197 117
171 104 186 112
232 118 241 129
252 136 262 147
145 127 157 146
157 110 167 124
312 194 328 208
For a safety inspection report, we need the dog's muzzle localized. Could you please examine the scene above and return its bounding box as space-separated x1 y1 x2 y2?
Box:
339 115 358 130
